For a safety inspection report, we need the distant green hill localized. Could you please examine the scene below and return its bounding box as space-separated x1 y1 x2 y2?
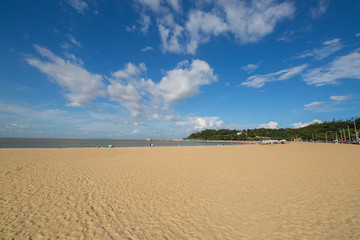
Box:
186 117 360 142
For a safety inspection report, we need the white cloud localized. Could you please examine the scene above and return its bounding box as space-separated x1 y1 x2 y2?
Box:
60 42 71 49
5 123 30 130
20 44 222 138
136 0 182 13
136 0 162 12
242 64 308 88
138 0 295 54
108 63 149 118
304 101 327 111
241 62 261 73
67 0 88 14
185 10 229 54
292 119 323 129
310 0 329 19
0 102 85 126
258 121 278 129
107 81 146 118
63 52 84 66
67 34 82 48
107 59 217 119
26 44 217 122
296 38 343 60
112 62 146 80
26 45 105 107
220 0 295 44
130 129 140 134
158 14 185 53
177 116 223 132
0 102 140 138
148 112 180 122
61 35 83 50
303 94 352 113
356 33 360 37
330 95 351 104
126 25 137 32
142 46 155 52
140 14 151 33
166 0 181 12
155 59 217 106
303 49 360 86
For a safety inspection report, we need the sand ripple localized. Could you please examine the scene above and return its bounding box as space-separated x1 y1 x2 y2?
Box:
1 144 360 239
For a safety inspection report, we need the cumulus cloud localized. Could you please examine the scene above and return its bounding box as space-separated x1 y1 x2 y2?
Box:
107 59 217 119
303 49 360 86
220 0 295 44
107 81 146 118
108 63 149 117
185 10 229 54
155 59 217 106
112 62 146 80
67 0 88 14
292 119 323 129
242 64 308 88
24 45 221 135
137 0 295 54
26 45 105 107
296 38 343 60
258 121 278 129
177 116 223 132
158 15 185 53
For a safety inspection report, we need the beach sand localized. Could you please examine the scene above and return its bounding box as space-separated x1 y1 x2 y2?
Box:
1 143 359 239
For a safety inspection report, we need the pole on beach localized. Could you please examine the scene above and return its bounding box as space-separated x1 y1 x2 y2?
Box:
325 132 328 143
339 129 343 141
348 126 351 142
336 131 338 143
354 120 359 142
343 129 346 141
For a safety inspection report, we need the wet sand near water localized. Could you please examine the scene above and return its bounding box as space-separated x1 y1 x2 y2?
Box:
1 143 359 239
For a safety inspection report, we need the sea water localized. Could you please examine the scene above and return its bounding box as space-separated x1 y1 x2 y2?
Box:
0 138 234 148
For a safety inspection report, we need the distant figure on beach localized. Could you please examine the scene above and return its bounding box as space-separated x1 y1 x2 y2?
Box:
150 143 154 147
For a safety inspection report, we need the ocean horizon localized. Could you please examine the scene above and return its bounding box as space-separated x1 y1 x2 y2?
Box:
0 137 234 148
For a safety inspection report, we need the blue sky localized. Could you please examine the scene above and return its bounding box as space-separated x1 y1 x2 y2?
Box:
0 0 359 139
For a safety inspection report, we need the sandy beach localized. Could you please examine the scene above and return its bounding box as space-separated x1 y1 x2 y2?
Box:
1 143 359 239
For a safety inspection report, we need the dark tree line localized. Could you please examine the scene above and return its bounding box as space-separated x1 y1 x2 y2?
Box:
186 117 360 142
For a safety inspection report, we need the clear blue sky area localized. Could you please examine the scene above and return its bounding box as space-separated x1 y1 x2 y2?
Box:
0 0 359 139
